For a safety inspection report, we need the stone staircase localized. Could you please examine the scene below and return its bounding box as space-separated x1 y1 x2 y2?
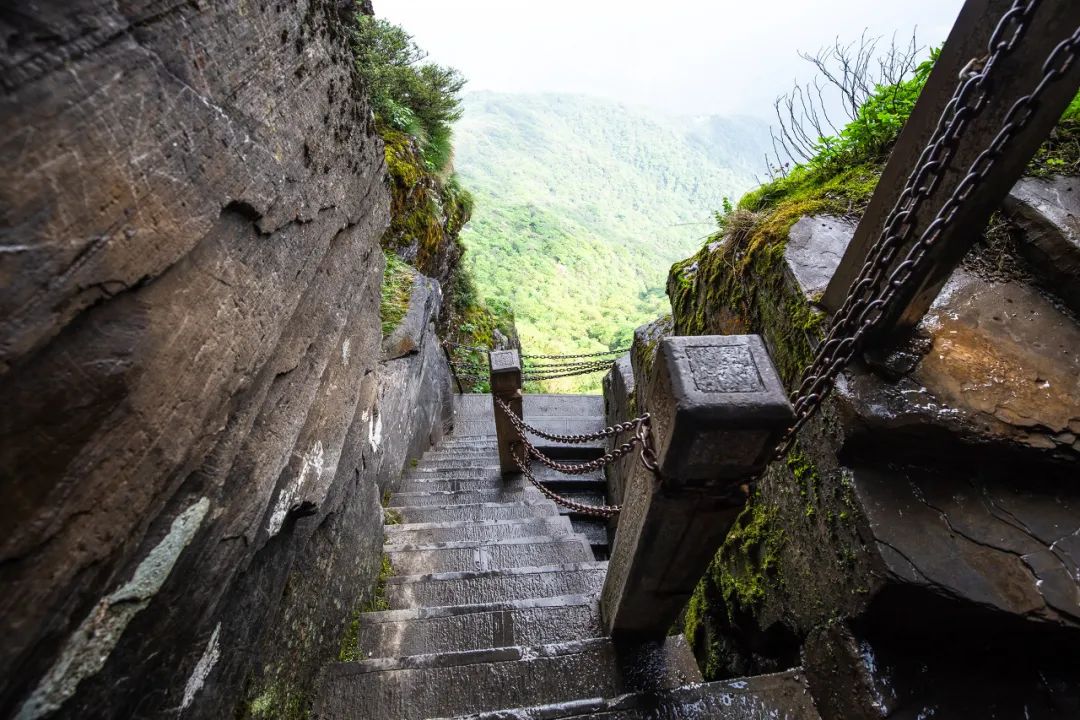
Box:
315 394 819 719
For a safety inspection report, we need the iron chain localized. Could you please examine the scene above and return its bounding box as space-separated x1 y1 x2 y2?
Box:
510 445 622 518
775 0 1058 458
495 396 649 444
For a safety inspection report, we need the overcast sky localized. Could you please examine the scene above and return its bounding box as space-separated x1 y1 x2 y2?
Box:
377 0 965 120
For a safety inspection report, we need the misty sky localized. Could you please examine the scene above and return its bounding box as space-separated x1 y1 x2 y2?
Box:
377 0 965 121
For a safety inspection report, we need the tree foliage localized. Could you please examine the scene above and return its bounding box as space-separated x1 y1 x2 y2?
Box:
352 15 465 172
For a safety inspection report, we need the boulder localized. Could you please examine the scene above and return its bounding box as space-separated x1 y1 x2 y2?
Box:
1004 175 1080 314
837 267 1080 464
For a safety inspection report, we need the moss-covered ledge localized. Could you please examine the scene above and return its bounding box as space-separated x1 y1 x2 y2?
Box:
667 163 879 389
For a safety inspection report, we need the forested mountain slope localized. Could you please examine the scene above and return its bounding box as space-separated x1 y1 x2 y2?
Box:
454 92 769 389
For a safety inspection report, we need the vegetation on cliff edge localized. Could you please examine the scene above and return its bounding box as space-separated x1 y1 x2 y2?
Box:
352 13 517 366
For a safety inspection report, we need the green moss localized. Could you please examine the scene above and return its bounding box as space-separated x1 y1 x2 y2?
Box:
337 555 394 662
245 685 309 720
668 162 879 389
384 507 402 525
1028 118 1080 178
381 252 415 338
682 582 728 679
712 498 785 616
364 555 394 614
337 607 363 663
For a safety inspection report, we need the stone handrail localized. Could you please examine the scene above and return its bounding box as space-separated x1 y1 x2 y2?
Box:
600 335 793 638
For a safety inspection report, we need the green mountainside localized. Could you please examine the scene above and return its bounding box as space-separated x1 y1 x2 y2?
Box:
453 92 770 391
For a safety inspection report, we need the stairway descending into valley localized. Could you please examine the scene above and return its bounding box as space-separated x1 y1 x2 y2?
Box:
315 394 819 719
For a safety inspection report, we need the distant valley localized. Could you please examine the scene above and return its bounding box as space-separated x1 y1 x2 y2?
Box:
453 92 771 389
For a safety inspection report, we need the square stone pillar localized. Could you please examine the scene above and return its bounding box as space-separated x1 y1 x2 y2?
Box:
601 335 793 638
489 349 523 475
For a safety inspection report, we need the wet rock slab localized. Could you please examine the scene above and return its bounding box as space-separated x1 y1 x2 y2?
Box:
852 464 1080 627
838 267 1080 462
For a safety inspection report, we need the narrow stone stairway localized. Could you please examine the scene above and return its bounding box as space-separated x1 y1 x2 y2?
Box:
315 395 819 719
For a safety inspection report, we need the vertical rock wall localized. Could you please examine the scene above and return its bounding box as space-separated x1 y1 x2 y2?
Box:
0 1 448 718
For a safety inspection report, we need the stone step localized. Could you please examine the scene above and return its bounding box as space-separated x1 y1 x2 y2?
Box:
444 669 821 719
382 562 608 610
413 458 503 470
422 446 606 462
391 501 558 525
387 488 540 508
570 519 608 549
551 491 608 515
434 436 499 448
401 470 605 494
313 636 701 720
385 535 594 575
352 595 602 659
383 516 576 546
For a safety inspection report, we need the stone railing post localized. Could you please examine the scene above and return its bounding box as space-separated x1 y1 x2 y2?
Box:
489 349 523 475
601 335 793 638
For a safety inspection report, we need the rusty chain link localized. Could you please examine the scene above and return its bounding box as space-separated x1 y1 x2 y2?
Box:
495 396 649 444
509 445 622 518
774 0 1062 458
522 348 629 360
493 397 662 516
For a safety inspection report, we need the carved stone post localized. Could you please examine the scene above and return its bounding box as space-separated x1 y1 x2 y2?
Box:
601 335 793 638
489 349 523 475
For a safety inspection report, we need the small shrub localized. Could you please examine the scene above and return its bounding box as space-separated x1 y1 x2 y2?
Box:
351 15 465 173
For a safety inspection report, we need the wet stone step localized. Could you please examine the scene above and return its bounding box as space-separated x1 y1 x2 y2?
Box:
400 471 605 494
390 501 558 525
385 535 594 575
354 595 603 659
387 488 542 508
570 519 608 549
450 669 821 720
552 491 608 515
313 636 701 720
412 458 502 470
397 476 515 493
383 516 575 546
381 562 608 610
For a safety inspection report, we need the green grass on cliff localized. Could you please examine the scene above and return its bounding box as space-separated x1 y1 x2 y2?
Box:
380 253 414 338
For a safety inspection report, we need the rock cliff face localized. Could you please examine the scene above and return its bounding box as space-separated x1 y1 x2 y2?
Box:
0 2 450 718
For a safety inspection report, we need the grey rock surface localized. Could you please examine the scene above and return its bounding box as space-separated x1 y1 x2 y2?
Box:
1004 175 1080 313
853 463 1080 626
784 215 856 299
383 275 442 360
0 2 454 717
